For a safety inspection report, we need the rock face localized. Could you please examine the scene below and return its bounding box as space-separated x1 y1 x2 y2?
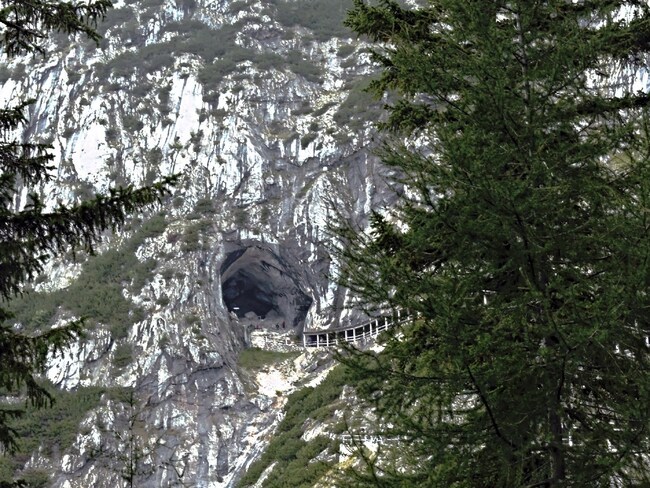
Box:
0 0 392 486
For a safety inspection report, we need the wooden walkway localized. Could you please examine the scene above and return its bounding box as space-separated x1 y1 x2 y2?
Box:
302 310 410 348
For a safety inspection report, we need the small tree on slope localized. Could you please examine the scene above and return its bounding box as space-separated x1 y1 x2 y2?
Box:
338 1 650 486
0 0 176 461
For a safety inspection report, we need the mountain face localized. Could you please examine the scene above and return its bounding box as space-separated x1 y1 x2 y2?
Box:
0 0 392 486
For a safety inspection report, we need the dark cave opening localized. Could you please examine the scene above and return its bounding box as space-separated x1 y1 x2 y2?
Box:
220 246 312 327
222 269 277 319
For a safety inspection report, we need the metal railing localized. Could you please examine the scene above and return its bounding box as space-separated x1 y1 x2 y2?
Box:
302 309 411 348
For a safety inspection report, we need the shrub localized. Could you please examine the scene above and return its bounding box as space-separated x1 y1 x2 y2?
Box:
123 115 144 132
260 205 271 225
113 343 133 370
229 0 250 12
137 213 167 240
301 132 318 149
7 384 106 462
97 7 132 34
333 81 382 131
19 468 50 487
234 208 248 227
180 226 201 252
311 101 336 117
193 197 215 215
236 366 351 487
237 348 299 370
8 214 165 333
337 43 355 58
0 64 11 83
110 321 130 340
285 50 322 82
184 313 200 326
272 0 351 41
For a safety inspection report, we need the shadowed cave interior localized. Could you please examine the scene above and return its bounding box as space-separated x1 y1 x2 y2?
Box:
221 246 312 327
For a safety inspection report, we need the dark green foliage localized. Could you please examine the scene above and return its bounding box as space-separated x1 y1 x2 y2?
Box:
8 213 168 335
122 115 144 133
312 101 336 117
180 225 201 252
337 43 355 58
237 348 299 370
233 208 248 227
113 343 133 370
238 366 351 487
333 81 382 131
0 65 11 84
96 7 132 35
0 459 14 485
0 385 105 476
0 0 111 55
166 21 239 62
285 50 322 82
228 0 250 13
17 469 49 488
300 132 318 149
339 1 650 487
95 43 175 81
94 15 327 96
270 0 351 41
192 197 215 216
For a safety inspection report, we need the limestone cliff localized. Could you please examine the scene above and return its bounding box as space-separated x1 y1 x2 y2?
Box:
0 0 392 486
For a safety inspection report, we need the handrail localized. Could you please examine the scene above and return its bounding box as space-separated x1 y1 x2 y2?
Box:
302 310 412 348
246 310 413 350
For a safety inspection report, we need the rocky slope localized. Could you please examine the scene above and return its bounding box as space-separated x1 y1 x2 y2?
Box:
0 0 392 486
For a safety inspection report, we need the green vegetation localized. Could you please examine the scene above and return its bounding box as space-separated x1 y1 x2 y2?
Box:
9 214 168 335
113 343 134 370
238 365 350 487
93 13 328 98
233 208 249 227
339 1 650 486
0 64 12 83
332 81 382 131
300 132 318 150
285 50 322 83
269 0 351 41
95 42 175 81
0 385 108 483
180 224 202 252
192 197 215 215
336 43 355 58
311 101 336 117
97 6 132 35
18 469 50 488
237 348 300 370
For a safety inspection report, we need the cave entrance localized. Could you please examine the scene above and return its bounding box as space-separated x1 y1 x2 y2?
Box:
220 246 312 328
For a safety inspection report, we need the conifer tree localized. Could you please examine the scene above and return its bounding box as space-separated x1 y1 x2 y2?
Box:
0 0 176 457
339 1 650 486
